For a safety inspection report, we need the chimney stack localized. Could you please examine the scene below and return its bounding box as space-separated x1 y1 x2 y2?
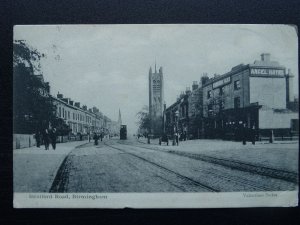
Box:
201 74 209 86
192 81 199 90
57 92 63 99
62 98 69 103
74 102 80 108
261 53 271 62
286 69 294 105
185 87 191 94
92 107 99 113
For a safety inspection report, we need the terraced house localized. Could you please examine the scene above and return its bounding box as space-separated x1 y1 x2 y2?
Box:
52 92 115 137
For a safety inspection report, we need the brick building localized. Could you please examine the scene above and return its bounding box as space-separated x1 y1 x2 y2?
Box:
164 53 298 141
202 53 298 139
165 80 203 139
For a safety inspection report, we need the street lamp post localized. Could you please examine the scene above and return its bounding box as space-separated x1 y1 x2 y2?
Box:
173 110 179 146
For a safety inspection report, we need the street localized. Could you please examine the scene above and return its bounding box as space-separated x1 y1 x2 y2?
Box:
46 138 298 193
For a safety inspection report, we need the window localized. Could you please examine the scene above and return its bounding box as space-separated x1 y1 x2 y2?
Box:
68 111 70 119
207 90 212 99
234 97 240 108
73 113 74 120
220 100 225 110
234 80 241 90
220 86 226 96
59 107 61 117
208 104 213 116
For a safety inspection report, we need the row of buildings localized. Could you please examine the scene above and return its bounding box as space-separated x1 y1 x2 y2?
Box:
163 53 299 140
52 93 121 137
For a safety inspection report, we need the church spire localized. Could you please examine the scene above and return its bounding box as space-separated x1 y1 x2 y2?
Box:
155 60 157 73
118 108 122 125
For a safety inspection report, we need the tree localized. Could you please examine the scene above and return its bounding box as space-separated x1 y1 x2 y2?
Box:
136 106 151 134
52 118 72 136
13 40 56 134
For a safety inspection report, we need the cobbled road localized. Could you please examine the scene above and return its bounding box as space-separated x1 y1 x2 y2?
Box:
50 139 298 193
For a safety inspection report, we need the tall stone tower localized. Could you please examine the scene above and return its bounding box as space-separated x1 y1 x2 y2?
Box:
149 64 164 134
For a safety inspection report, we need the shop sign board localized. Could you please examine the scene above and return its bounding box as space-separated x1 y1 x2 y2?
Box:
250 68 285 76
212 77 231 89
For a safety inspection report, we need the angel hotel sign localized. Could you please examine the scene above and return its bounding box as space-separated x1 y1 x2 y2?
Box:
250 68 285 76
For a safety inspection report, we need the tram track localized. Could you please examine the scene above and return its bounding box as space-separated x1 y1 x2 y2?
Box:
129 140 298 184
49 140 296 193
104 142 219 192
114 142 292 191
106 142 288 192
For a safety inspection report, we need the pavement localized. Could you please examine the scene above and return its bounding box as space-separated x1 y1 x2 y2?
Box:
13 140 89 192
136 138 299 173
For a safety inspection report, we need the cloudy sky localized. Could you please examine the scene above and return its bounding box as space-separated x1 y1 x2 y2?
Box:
14 24 298 134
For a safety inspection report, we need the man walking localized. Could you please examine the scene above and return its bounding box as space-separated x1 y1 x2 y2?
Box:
43 128 50 150
35 130 41 148
49 127 57 150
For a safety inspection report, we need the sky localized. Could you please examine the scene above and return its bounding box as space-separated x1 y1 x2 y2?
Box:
14 24 298 134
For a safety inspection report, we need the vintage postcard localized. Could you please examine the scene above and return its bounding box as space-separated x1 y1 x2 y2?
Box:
13 24 298 208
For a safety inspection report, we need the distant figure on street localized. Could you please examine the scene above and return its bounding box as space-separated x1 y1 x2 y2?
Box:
88 133 91 142
93 133 99 145
242 124 246 145
175 132 179 146
251 126 256 145
43 128 50 150
35 130 41 148
100 133 103 142
49 128 57 150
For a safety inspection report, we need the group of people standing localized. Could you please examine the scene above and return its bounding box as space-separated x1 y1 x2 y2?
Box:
35 127 57 150
92 132 103 145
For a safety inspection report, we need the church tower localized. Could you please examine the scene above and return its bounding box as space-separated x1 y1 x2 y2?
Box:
148 63 164 134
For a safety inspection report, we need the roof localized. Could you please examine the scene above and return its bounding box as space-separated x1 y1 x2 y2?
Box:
202 56 286 88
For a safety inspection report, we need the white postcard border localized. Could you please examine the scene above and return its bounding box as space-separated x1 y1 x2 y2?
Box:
14 191 298 208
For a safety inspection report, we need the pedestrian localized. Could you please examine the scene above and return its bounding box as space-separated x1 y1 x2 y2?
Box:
49 128 57 150
269 130 274 143
88 133 91 142
100 132 103 142
35 130 41 148
93 133 99 145
175 132 179 146
251 126 256 145
43 128 50 150
242 124 246 145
